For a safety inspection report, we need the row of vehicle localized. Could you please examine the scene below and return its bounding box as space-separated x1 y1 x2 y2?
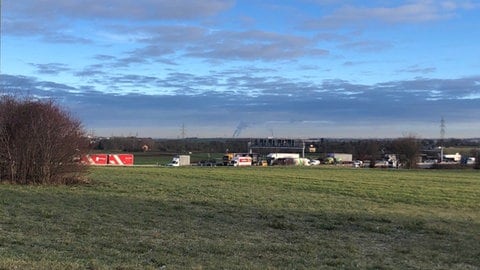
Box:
167 153 325 167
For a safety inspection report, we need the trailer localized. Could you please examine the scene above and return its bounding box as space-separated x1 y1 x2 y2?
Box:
108 154 134 166
81 154 134 166
167 155 190 166
82 154 108 165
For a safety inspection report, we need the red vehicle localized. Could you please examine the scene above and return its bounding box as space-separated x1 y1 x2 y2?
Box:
82 154 134 166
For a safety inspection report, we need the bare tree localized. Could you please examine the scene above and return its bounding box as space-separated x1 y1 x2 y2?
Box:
354 140 380 168
476 152 480 170
471 149 480 170
0 96 89 184
392 135 421 169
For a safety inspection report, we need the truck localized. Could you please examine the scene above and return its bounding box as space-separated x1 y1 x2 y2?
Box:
325 153 352 164
167 155 190 166
266 153 300 166
223 152 260 166
231 156 252 166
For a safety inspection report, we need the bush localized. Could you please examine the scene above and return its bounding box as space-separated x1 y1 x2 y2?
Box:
392 135 421 169
0 96 89 184
475 150 480 170
430 163 472 170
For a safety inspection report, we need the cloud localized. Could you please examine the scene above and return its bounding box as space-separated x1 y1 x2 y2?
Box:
74 65 108 78
94 55 117 61
374 76 480 102
5 69 479 107
3 18 92 44
4 0 234 22
3 0 234 45
29 63 71 75
113 26 329 63
0 74 78 101
3 1 480 138
304 0 480 29
339 40 392 52
2 72 479 137
343 61 367 66
397 65 437 74
186 30 329 61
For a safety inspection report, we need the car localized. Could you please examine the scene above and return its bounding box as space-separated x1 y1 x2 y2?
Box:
353 160 363 168
309 159 321 166
197 160 217 167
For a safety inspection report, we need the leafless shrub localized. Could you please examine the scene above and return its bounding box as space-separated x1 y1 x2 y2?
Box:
0 96 89 184
472 149 480 170
392 135 421 169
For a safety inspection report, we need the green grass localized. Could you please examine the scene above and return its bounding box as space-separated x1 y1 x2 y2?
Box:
1 167 479 269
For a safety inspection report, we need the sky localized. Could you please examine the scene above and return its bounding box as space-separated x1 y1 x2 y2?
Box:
1 0 480 139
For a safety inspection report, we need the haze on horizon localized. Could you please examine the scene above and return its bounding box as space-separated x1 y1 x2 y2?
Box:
2 1 480 139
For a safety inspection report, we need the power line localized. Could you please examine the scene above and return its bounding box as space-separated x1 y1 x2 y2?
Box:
440 116 446 142
180 123 186 139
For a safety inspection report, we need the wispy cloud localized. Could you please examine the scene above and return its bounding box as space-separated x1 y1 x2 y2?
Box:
397 65 437 74
339 40 392 52
113 26 329 63
304 0 478 29
29 63 71 75
4 0 234 22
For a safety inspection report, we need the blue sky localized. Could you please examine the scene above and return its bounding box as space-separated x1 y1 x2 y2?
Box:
2 0 480 138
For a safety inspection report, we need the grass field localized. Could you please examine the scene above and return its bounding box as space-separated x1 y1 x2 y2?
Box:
1 167 479 269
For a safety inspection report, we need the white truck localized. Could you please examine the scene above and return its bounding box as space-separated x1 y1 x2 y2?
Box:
167 155 190 166
326 153 352 164
231 156 252 167
266 153 301 166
